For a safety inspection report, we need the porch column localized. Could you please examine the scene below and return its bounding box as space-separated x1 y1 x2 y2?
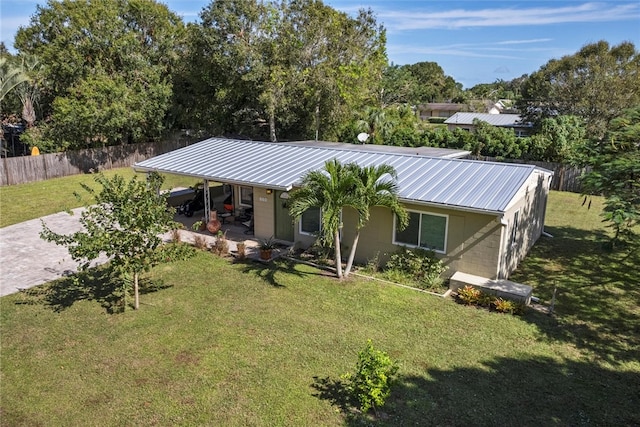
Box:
203 179 210 223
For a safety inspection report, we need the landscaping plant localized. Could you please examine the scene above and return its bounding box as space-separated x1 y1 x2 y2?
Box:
342 340 399 414
40 172 194 310
384 247 446 291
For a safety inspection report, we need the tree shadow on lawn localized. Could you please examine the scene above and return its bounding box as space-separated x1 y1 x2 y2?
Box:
511 226 640 364
313 356 640 426
236 257 329 288
16 266 172 314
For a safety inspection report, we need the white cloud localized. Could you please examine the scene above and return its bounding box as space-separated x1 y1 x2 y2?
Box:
378 2 640 31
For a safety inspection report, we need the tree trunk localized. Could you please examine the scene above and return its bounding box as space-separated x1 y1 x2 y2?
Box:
334 228 343 279
134 272 140 310
343 231 360 277
269 94 277 142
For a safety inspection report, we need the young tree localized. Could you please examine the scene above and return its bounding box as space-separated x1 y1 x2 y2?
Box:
343 164 408 277
288 159 359 279
40 172 192 310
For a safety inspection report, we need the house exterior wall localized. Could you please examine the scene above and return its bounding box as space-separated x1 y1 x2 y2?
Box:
288 170 550 280
499 170 551 278
251 187 275 240
294 202 505 279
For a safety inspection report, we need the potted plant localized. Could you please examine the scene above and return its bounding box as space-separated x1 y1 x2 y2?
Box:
259 236 277 260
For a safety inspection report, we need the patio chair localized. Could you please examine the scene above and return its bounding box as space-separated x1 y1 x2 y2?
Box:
242 216 254 235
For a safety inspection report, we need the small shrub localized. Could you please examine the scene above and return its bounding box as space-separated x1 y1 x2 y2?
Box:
342 340 399 414
170 229 181 243
493 298 526 315
236 242 246 260
384 247 446 291
365 252 381 274
211 231 229 256
456 285 481 305
494 297 516 314
193 235 208 250
477 292 494 307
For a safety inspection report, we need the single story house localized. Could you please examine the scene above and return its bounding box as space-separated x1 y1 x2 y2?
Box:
445 112 532 137
134 138 552 280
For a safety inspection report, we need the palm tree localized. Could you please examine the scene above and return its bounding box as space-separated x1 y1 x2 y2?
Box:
0 57 29 103
343 164 408 277
288 159 359 279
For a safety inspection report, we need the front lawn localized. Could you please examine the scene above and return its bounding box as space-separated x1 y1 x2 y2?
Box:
1 190 638 425
0 168 196 228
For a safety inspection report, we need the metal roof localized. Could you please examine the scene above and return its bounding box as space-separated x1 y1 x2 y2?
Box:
134 138 548 214
445 112 530 127
281 140 470 159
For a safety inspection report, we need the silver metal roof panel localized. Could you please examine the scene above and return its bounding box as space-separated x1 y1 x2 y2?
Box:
444 112 529 127
134 138 545 214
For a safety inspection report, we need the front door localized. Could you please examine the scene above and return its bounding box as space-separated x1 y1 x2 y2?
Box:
274 191 295 241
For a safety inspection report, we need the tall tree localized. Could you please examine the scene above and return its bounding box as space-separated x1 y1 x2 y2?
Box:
180 0 386 141
15 0 184 150
343 163 407 277
288 159 359 279
40 173 193 310
517 41 640 139
580 106 640 247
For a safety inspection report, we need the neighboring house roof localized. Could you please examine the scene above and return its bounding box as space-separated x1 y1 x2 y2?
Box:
134 138 550 215
445 113 530 128
419 103 467 111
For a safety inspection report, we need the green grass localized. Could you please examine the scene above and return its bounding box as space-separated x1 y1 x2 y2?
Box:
0 168 199 228
1 191 639 425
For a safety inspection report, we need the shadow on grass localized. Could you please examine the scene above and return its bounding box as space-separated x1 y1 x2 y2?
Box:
16 266 172 314
511 227 640 364
313 356 640 426
236 258 328 288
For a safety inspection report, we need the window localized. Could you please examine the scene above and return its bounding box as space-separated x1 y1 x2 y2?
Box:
300 207 321 235
511 210 520 244
240 186 253 206
394 211 448 253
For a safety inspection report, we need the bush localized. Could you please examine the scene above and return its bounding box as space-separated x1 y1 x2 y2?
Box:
494 298 526 315
456 285 481 305
193 235 208 250
211 231 229 256
342 340 398 414
384 247 446 291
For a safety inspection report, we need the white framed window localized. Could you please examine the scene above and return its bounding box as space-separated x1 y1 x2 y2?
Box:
300 206 321 235
240 186 253 207
393 210 448 253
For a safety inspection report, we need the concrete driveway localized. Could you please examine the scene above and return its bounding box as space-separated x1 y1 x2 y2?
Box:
0 208 108 297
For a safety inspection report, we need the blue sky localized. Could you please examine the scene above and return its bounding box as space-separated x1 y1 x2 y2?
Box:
1 0 639 88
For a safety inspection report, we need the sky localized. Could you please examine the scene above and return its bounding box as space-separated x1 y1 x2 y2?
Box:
1 0 639 88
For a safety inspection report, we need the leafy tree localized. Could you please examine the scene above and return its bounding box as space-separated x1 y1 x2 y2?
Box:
517 41 640 139
15 0 184 150
343 163 408 277
288 159 359 279
380 64 420 107
180 0 386 141
40 172 193 310
526 115 586 162
581 106 640 247
405 61 463 103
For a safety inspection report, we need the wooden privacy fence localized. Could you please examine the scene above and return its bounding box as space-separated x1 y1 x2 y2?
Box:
468 156 589 193
0 138 195 186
